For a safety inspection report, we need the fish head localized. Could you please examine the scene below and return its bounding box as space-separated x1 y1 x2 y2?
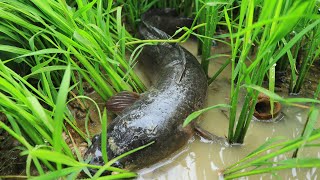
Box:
138 22 186 69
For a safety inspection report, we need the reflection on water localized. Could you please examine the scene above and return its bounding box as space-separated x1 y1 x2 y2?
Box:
136 40 320 179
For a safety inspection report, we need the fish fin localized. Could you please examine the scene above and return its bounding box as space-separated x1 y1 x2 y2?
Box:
106 91 140 114
194 125 228 145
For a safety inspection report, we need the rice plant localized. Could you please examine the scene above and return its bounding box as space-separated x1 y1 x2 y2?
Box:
223 128 320 179
289 5 320 94
223 82 320 179
196 0 232 76
292 81 320 158
225 0 319 144
0 0 146 101
0 0 149 178
0 61 154 178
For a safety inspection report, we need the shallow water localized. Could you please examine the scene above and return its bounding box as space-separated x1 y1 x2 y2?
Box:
135 40 320 179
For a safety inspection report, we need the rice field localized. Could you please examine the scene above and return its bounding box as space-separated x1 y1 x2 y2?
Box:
0 0 319 179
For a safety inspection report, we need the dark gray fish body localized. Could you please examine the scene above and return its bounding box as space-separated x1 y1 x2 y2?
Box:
85 9 207 171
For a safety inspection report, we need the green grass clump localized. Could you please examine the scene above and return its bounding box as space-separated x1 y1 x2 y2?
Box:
0 0 149 178
274 3 320 94
196 0 232 76
0 0 146 101
225 0 319 144
289 6 320 94
0 62 151 179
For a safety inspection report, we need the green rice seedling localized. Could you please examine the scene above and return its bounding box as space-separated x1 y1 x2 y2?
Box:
290 10 320 94
223 85 320 179
269 1 300 73
276 50 290 74
0 0 154 178
0 62 60 146
0 62 145 178
224 0 318 144
0 64 73 176
0 0 146 101
223 129 320 179
196 0 232 76
208 57 231 84
269 2 320 94
186 1 319 143
292 81 320 158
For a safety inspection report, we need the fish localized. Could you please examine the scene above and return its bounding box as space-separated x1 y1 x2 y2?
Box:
85 8 208 172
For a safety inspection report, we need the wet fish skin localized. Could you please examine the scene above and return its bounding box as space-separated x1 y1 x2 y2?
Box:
85 9 208 171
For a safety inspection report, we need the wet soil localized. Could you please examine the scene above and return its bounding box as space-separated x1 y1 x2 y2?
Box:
0 116 27 177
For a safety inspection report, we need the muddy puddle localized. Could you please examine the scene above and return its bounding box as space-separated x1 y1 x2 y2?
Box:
135 40 320 179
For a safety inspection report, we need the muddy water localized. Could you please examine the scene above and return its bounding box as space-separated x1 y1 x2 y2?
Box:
136 40 320 179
